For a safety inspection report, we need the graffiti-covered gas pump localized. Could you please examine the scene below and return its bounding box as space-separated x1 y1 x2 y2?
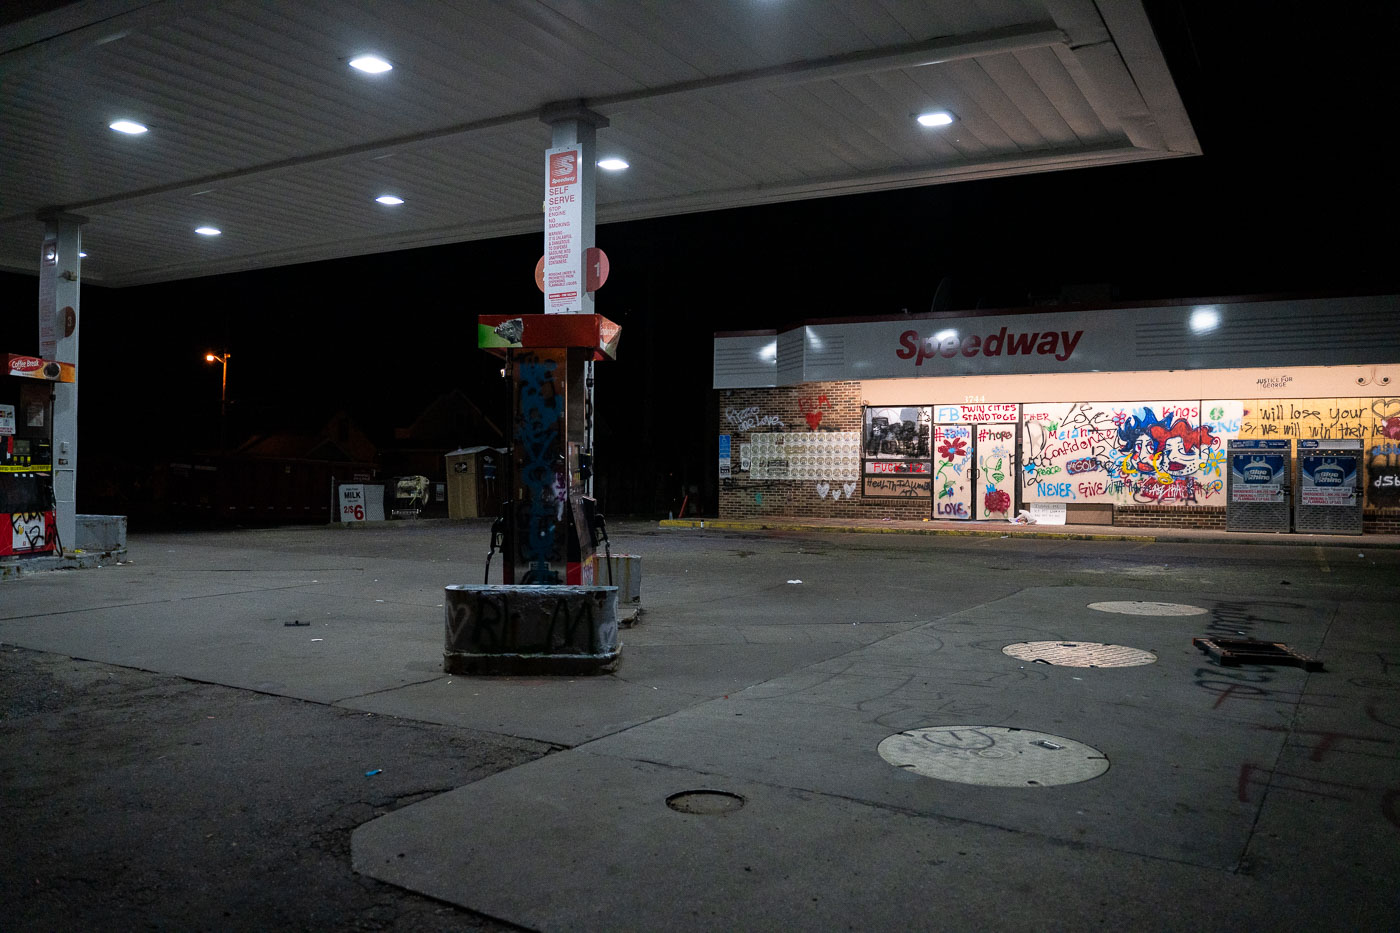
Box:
441 314 623 676
2 356 68 557
4 223 80 559
478 314 620 585
441 106 628 675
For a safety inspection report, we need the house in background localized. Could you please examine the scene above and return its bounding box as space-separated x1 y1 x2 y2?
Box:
166 411 378 524
236 410 378 465
382 389 506 483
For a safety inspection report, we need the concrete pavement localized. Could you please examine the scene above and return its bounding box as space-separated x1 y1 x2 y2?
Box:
2 519 1398 930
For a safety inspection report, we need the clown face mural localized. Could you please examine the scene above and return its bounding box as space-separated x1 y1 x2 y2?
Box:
1151 420 1218 480
1114 408 1220 501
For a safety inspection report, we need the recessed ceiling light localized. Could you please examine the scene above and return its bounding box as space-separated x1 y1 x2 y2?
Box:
916 111 955 127
194 226 221 236
597 158 629 171
375 195 404 205
349 55 393 74
109 120 148 134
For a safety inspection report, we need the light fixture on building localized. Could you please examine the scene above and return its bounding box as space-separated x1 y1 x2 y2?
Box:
1189 307 1221 333
194 226 222 236
109 119 148 134
375 195 404 205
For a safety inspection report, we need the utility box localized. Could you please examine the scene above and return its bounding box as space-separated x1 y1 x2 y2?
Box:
603 554 642 623
1295 440 1364 535
76 514 127 552
1227 440 1291 532
445 446 505 519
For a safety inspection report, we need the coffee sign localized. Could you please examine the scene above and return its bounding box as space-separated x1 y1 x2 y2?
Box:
6 354 75 382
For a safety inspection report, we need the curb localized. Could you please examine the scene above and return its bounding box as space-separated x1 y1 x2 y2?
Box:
658 519 1156 543
657 519 1400 548
1 548 129 580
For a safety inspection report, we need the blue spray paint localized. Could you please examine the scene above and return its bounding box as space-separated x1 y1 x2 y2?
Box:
516 359 565 583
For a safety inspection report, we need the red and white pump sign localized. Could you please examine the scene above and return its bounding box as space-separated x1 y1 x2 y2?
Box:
543 146 582 313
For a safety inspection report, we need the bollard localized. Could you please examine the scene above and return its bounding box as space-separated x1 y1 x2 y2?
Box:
444 584 620 675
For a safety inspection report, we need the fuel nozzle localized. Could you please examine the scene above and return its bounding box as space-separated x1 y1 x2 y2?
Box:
483 501 510 585
591 511 613 586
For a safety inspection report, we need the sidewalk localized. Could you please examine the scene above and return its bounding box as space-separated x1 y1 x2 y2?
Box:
660 515 1400 547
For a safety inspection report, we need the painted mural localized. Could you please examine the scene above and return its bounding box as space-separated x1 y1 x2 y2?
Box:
1021 396 1400 509
933 425 974 519
975 424 1016 519
1021 401 1229 506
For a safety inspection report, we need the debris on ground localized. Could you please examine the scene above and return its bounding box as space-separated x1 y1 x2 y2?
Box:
1192 637 1323 671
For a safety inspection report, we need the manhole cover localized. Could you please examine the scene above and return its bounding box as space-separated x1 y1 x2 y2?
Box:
666 790 745 814
878 726 1109 787
1002 641 1157 667
1088 600 1208 616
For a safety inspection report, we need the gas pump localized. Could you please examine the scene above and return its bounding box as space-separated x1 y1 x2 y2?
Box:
1 357 62 556
478 313 620 585
441 313 623 675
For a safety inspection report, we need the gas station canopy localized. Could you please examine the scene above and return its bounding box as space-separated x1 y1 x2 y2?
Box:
0 0 1197 287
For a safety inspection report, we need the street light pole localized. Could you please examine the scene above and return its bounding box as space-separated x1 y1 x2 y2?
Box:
205 351 230 450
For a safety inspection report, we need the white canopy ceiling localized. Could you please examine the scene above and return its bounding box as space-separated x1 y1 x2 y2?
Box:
0 0 1198 286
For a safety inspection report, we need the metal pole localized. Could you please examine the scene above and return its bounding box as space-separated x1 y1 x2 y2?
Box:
543 104 605 498
37 211 85 554
219 353 228 451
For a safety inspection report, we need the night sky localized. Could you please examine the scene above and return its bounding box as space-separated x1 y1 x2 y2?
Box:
1 1 1395 518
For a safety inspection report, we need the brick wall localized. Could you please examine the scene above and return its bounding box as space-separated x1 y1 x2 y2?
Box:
1363 513 1400 534
1114 505 1227 530
718 381 931 521
1119 505 1400 534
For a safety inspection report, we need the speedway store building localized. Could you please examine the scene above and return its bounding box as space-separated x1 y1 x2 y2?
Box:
712 295 1400 533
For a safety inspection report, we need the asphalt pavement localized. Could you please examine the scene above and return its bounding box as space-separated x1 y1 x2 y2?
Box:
2 518 1398 931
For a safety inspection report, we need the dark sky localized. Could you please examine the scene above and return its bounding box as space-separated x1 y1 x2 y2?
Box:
1 1 1395 511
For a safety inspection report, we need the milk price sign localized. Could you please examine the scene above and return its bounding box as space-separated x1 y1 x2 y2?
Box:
339 484 366 522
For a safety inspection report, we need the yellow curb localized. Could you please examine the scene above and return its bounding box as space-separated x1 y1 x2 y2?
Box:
657 519 1158 543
